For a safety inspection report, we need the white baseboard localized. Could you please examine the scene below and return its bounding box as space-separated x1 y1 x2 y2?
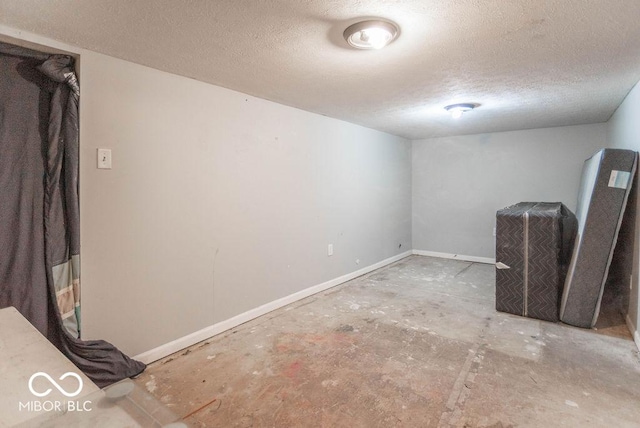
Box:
412 250 495 265
625 314 640 352
134 250 413 364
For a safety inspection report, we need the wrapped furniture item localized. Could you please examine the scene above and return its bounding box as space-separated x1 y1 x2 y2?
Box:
496 202 577 322
560 149 638 328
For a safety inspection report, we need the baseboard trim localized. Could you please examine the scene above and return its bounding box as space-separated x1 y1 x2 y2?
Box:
625 314 640 352
134 250 413 364
412 250 495 265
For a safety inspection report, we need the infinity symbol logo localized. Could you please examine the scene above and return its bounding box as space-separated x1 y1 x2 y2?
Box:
28 372 83 398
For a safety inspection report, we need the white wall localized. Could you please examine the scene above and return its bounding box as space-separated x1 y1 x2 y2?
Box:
412 124 607 258
0 27 412 357
607 81 640 343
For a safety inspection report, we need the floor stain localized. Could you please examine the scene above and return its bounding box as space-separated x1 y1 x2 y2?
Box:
135 255 640 428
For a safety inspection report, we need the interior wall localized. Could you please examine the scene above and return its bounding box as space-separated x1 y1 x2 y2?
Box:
5 22 637 357
81 54 412 356
412 124 607 259
0 26 411 357
607 80 640 342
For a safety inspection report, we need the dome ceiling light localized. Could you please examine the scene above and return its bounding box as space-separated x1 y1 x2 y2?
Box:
444 103 479 119
343 19 400 50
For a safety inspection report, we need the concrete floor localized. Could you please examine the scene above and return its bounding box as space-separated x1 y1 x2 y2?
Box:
135 255 640 427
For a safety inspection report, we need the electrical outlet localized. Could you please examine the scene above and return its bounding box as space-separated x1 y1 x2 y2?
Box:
328 244 333 256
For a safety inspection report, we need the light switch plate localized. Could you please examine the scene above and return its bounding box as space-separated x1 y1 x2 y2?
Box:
97 148 112 169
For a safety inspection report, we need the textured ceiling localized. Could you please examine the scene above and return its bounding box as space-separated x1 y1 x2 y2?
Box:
1 0 640 139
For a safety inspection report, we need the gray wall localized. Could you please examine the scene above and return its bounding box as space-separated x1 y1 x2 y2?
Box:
412 124 607 258
1 26 413 358
607 80 640 340
76 51 412 356
3 24 637 356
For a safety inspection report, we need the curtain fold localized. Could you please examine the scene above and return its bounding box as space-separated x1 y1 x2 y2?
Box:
0 41 145 387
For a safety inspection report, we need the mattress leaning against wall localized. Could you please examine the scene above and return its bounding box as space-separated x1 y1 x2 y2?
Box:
495 202 577 322
560 148 638 328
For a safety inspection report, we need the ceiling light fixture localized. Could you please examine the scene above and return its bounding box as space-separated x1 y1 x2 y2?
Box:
444 103 479 119
343 20 399 50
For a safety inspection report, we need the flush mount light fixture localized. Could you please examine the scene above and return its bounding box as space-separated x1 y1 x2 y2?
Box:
444 103 479 119
343 19 399 50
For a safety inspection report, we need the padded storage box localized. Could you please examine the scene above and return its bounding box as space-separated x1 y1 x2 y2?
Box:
496 202 577 322
560 149 637 328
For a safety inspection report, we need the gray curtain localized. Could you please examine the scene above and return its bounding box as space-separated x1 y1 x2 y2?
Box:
0 41 144 387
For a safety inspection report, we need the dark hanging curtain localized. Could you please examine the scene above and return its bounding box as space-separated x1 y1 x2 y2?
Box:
0 41 145 387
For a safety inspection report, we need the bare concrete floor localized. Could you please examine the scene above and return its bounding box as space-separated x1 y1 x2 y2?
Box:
135 255 640 427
